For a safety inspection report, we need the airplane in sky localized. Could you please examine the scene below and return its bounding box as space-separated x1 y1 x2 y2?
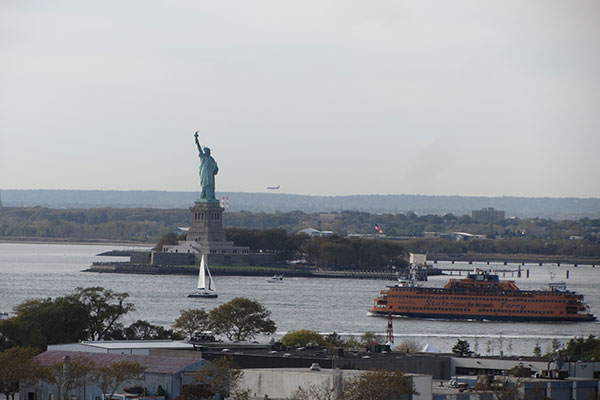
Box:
266 185 280 190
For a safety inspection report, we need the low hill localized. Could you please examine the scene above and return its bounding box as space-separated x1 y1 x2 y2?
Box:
1 189 599 219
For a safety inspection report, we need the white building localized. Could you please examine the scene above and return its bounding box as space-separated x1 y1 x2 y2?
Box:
48 340 195 355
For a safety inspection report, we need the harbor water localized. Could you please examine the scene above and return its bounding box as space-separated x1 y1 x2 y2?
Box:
1 242 599 356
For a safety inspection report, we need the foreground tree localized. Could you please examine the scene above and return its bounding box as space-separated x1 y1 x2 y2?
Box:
193 357 248 400
73 287 135 340
0 346 40 400
290 369 416 400
0 318 47 351
452 339 473 357
173 309 210 340
4 297 89 349
173 384 215 400
289 380 339 400
360 332 383 346
342 369 417 400
112 320 178 340
0 288 136 351
37 354 96 400
93 360 147 400
209 298 276 341
281 330 326 347
395 339 421 353
563 335 600 360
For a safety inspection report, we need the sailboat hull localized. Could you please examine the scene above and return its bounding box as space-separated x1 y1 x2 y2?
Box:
188 292 218 298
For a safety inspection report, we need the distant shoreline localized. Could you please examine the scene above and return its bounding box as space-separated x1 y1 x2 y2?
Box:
83 262 405 280
0 237 154 247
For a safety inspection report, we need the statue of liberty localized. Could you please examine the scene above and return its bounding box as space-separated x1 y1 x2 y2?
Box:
194 132 219 202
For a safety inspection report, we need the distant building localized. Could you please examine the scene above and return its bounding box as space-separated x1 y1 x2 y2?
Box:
423 232 486 241
48 340 195 355
472 207 505 223
409 253 427 265
239 368 432 400
297 228 333 237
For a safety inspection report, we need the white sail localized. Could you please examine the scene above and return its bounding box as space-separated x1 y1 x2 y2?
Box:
206 261 216 292
197 254 207 290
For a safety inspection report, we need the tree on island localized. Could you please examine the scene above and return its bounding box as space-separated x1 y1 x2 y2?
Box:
452 339 473 357
209 297 276 342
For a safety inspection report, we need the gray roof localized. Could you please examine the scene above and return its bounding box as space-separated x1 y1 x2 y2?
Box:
35 351 205 374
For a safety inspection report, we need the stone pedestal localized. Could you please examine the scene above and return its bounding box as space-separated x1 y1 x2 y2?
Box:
161 201 250 265
187 201 227 244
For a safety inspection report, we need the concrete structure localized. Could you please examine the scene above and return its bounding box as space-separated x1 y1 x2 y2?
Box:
21 350 206 400
200 346 452 380
424 232 486 241
238 368 432 400
471 207 505 223
451 355 600 379
410 253 427 265
432 376 600 399
48 340 195 355
162 201 249 265
297 228 333 237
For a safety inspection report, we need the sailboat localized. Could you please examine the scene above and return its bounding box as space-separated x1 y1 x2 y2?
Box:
188 254 218 298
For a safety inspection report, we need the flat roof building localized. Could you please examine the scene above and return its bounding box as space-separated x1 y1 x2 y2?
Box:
472 207 505 223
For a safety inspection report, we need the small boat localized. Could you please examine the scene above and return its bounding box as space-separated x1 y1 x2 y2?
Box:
188 254 218 298
267 274 284 283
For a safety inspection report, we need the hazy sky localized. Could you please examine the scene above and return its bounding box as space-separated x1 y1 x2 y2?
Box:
1 1 599 198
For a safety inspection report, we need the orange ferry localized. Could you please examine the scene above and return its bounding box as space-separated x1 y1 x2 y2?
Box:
369 270 595 322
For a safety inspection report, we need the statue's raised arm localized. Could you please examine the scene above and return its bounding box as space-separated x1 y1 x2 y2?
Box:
194 131 204 155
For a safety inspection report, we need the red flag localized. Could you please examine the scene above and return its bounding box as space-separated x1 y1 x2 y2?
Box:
374 224 384 234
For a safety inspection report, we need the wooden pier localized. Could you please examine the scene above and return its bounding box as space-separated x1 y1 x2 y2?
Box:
427 253 599 268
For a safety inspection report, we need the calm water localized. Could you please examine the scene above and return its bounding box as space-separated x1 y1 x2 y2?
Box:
1 242 599 355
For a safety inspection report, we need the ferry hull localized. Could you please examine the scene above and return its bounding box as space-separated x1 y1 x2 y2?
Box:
369 309 597 322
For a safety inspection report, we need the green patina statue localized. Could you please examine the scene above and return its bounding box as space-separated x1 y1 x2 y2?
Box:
194 131 219 202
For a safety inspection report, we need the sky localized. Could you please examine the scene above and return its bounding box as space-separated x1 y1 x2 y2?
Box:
1 1 599 198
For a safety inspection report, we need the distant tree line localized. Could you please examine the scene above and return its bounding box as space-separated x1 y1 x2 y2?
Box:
1 207 599 257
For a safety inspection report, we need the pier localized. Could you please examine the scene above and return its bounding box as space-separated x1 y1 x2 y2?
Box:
427 253 599 268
